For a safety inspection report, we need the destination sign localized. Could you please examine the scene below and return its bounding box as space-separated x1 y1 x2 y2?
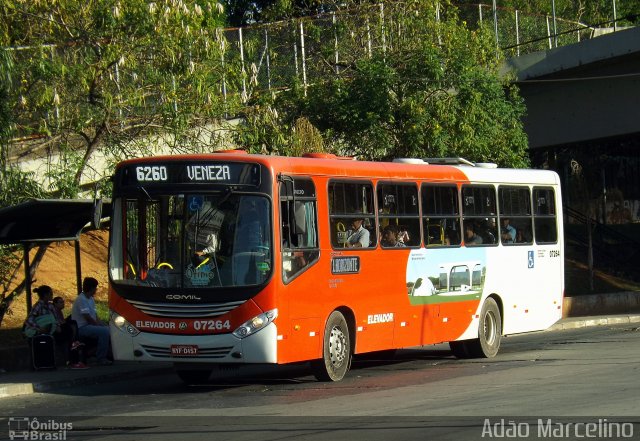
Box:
119 162 262 187
331 256 360 274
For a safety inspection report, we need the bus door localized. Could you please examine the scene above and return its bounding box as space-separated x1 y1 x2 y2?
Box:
278 176 322 362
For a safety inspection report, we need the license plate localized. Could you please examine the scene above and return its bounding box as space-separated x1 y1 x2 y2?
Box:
170 345 199 357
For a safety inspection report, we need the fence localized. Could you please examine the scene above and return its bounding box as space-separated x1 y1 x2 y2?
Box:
1 2 631 142
219 1 629 102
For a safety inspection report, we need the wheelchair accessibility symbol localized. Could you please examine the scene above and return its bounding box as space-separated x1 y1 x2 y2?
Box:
188 196 204 212
528 251 535 269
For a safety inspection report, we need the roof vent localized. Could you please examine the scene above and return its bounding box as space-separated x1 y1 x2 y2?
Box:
392 158 427 165
302 153 355 160
422 157 475 166
475 162 498 168
302 153 337 159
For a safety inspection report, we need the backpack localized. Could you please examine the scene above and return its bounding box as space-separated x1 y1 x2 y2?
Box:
23 314 57 338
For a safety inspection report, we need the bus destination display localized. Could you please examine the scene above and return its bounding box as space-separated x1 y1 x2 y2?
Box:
119 162 261 187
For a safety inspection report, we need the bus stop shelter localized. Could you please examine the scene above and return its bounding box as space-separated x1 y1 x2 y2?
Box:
0 198 110 312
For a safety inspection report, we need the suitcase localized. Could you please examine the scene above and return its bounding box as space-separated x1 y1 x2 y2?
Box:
31 334 56 370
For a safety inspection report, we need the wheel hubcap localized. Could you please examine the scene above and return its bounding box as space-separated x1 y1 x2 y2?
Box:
484 311 496 345
329 326 347 367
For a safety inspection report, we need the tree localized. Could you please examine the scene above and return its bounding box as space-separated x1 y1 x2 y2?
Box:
1 0 238 197
0 82 48 327
0 0 238 326
236 1 529 167
456 0 639 27
223 0 369 26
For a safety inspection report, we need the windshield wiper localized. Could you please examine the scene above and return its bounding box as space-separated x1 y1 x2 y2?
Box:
138 185 153 201
217 186 234 206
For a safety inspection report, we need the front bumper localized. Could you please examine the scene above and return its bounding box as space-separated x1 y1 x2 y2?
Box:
110 322 278 364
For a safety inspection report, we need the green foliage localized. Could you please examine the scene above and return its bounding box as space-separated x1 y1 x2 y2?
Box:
44 148 84 199
457 0 639 27
236 94 291 154
95 300 110 323
239 2 529 167
1 0 237 195
224 0 362 25
0 83 10 145
0 167 44 208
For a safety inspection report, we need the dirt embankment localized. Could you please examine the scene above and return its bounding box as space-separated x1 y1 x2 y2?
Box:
2 229 110 330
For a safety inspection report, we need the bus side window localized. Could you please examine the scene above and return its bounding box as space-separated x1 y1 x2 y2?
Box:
378 182 420 248
329 180 377 249
462 185 497 247
533 187 558 244
422 184 461 247
499 186 533 245
280 178 320 283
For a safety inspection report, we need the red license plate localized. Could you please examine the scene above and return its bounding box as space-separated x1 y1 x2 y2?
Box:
170 345 199 357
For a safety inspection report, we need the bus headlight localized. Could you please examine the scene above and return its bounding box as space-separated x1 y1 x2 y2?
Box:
110 312 140 337
232 309 278 339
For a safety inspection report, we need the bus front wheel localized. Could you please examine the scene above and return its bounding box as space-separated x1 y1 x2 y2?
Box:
312 311 352 382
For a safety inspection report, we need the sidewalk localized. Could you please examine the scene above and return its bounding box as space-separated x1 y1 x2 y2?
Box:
2 312 640 399
0 361 172 399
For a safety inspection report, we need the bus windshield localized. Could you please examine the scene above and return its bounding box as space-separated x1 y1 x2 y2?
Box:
109 192 272 289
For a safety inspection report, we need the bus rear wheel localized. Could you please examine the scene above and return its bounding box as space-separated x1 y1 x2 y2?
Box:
469 297 502 358
450 298 502 359
176 369 212 385
312 311 351 382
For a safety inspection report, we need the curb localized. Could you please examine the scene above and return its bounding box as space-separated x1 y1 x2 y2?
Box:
0 383 33 399
549 314 640 331
0 365 172 399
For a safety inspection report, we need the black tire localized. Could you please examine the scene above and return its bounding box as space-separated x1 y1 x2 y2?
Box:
467 297 502 358
312 311 352 382
176 369 212 385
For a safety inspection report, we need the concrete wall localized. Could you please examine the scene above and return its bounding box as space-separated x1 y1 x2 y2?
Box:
563 291 640 318
504 26 640 149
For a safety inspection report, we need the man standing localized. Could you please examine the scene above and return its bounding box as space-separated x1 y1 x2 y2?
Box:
72 277 112 366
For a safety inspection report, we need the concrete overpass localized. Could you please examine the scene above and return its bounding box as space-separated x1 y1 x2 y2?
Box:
503 26 640 150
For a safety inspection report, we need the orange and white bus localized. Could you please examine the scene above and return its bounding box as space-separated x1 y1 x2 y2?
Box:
108 152 564 382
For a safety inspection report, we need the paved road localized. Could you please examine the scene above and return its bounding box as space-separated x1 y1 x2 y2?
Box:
1 324 640 440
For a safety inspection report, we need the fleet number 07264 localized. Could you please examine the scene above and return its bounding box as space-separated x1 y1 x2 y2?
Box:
193 320 231 331
136 166 168 182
